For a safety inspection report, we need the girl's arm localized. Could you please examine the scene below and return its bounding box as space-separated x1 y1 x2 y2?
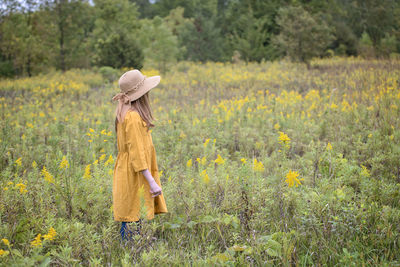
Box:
140 169 162 197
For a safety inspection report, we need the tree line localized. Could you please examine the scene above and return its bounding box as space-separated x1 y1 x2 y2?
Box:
0 0 399 77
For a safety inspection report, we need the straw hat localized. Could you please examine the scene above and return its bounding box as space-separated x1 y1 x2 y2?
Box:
112 69 161 123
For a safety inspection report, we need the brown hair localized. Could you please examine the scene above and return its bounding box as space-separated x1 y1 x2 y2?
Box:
114 92 155 133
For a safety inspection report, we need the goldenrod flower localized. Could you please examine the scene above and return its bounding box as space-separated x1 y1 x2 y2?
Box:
187 159 192 167
30 234 42 247
203 139 211 147
1 239 9 246
59 155 69 169
214 154 225 165
253 158 265 172
15 157 22 167
15 183 28 194
104 155 114 166
43 227 57 241
41 166 55 184
326 142 333 151
0 249 9 256
200 170 209 184
278 131 291 144
360 165 370 178
99 154 106 162
196 157 207 166
83 164 91 179
285 170 304 187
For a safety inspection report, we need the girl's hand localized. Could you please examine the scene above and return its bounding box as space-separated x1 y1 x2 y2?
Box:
141 169 162 197
148 180 162 197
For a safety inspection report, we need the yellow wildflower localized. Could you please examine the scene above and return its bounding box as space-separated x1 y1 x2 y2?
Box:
104 155 114 166
0 249 9 257
214 154 225 165
99 154 106 162
43 227 57 241
326 142 333 151
240 158 247 164
187 159 192 167
41 166 55 184
30 234 42 247
330 103 338 109
204 139 211 147
15 157 22 166
278 131 291 144
200 170 210 184
83 164 91 179
1 239 9 246
285 170 304 187
15 183 28 194
253 158 265 172
89 128 95 132
59 155 69 169
32 160 37 168
360 165 370 178
196 157 207 166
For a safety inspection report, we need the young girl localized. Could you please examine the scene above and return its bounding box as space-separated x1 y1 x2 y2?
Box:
111 69 168 241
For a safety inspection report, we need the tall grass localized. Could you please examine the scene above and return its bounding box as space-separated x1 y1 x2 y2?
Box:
1 56 399 265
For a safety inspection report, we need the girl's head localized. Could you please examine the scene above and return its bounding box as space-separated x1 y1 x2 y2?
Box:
114 91 155 133
112 69 160 133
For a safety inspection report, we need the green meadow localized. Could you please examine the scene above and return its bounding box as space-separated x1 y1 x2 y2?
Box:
1 57 400 266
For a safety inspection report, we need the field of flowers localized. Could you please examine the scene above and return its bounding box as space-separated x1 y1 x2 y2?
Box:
1 57 399 266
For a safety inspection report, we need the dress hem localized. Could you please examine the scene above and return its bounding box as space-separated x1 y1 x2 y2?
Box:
114 211 168 222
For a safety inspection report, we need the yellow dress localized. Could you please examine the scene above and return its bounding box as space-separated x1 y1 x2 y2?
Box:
113 110 168 222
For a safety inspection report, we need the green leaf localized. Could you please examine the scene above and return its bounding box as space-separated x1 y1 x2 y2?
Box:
186 221 197 228
39 256 52 267
266 248 279 257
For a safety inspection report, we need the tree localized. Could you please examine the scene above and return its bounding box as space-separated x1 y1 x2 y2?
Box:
179 15 225 62
38 0 96 72
90 0 144 69
229 7 270 62
0 0 47 76
164 7 194 60
137 16 180 73
272 5 334 69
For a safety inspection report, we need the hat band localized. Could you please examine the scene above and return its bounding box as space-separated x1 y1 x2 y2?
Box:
126 75 146 94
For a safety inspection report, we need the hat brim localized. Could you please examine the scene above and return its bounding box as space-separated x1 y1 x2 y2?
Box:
126 75 161 101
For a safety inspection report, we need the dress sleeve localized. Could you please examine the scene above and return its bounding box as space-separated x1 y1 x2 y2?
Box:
125 113 148 172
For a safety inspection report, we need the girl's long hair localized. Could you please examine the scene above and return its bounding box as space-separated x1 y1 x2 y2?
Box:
114 92 155 133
